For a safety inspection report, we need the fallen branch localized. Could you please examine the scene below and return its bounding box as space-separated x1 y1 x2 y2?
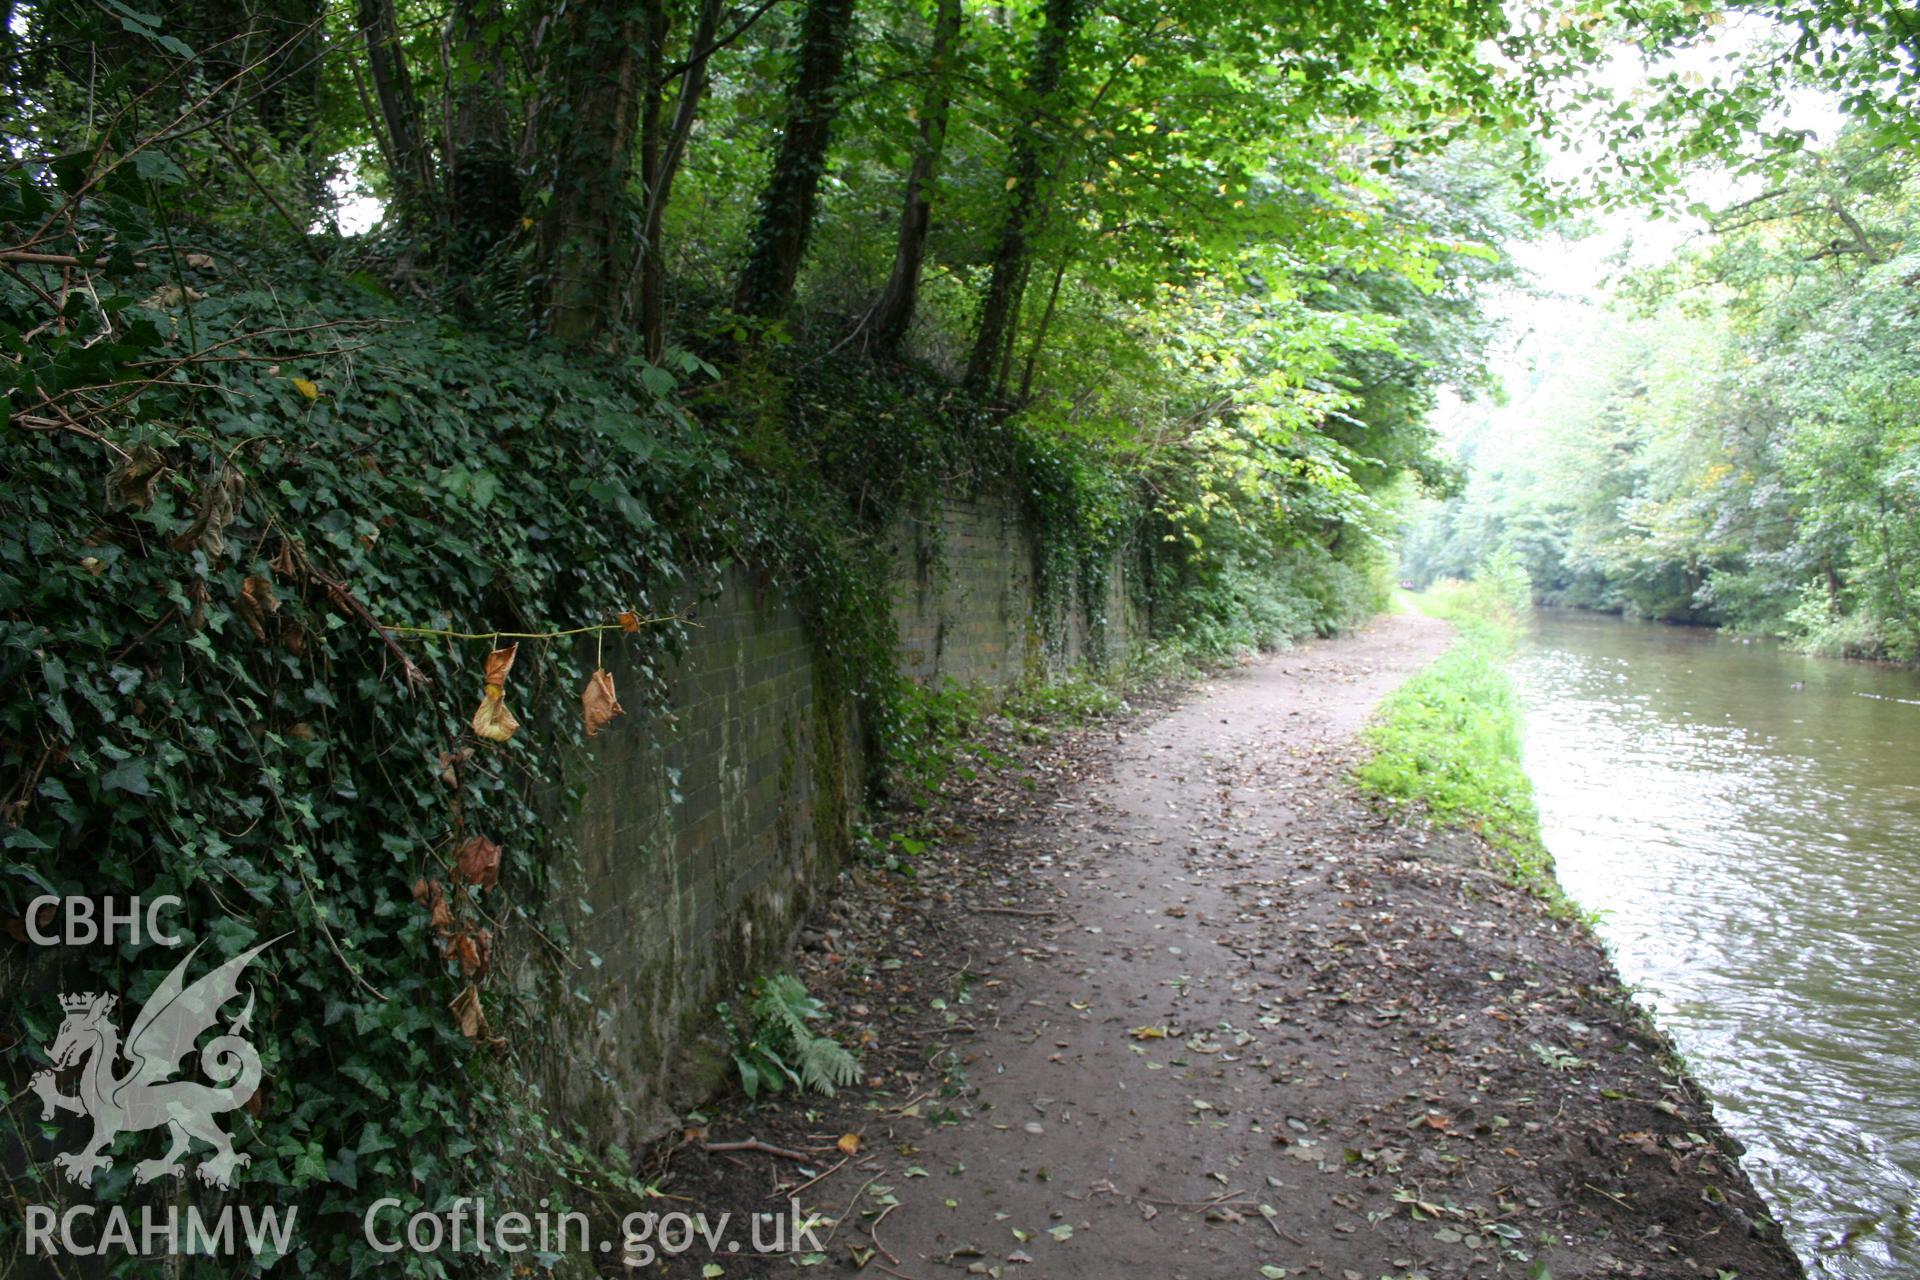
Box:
777 1154 851 1201
868 1200 901 1265
973 906 1057 918
702 1138 814 1162
0 250 92 267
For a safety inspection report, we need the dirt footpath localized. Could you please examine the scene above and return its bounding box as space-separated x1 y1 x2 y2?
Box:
650 615 1804 1280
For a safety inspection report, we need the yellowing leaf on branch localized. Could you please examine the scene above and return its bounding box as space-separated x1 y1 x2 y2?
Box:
291 377 319 400
581 668 624 738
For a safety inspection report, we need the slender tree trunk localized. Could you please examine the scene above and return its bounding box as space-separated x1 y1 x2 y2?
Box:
540 0 650 343
356 0 434 224
638 0 724 361
964 0 1080 392
870 0 962 353
1017 254 1068 400
635 0 669 358
732 0 859 321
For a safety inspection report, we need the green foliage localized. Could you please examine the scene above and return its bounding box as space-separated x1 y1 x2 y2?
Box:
719 973 861 1099
1153 540 1388 663
1002 673 1124 727
0 163 731 1273
1356 578 1560 899
1407 131 1920 661
885 680 995 804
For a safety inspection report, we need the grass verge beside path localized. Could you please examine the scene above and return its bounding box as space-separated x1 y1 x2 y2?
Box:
1355 579 1570 907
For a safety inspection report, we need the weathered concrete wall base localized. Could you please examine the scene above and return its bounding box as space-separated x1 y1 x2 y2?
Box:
541 490 1132 1145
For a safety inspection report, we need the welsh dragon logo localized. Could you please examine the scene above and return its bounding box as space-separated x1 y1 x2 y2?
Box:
30 937 280 1190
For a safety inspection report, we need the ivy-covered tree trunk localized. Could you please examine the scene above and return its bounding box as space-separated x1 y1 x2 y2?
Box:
446 0 521 263
540 0 653 344
964 0 1080 393
356 0 434 225
870 0 962 353
732 0 859 321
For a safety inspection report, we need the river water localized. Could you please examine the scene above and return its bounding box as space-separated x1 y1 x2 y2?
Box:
1513 610 1920 1277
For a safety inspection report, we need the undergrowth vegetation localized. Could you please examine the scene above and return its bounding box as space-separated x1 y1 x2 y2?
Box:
1355 560 1567 904
717 973 861 1099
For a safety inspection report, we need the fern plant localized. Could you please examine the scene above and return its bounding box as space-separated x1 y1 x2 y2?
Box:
719 973 860 1099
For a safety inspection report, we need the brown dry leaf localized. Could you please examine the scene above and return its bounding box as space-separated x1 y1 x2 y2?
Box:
414 877 453 933
482 642 518 685
437 746 473 787
455 835 501 890
185 578 210 631
234 574 279 641
450 985 486 1039
836 1133 862 1157
471 644 522 741
617 610 641 633
172 468 246 557
141 283 207 308
581 668 624 738
107 444 166 511
471 686 520 741
271 536 310 580
455 933 481 975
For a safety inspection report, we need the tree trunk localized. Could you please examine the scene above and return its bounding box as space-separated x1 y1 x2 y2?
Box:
870 0 962 354
638 0 724 361
964 0 1080 393
540 0 651 343
732 0 859 321
446 0 520 263
356 0 434 224
1017 254 1068 400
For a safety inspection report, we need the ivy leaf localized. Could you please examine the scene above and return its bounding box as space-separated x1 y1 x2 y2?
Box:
100 758 150 796
639 364 676 398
